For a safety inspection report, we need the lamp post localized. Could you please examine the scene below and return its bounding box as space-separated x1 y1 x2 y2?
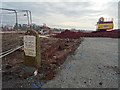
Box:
20 10 32 29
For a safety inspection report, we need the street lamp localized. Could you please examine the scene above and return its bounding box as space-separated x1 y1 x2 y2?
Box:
20 10 32 29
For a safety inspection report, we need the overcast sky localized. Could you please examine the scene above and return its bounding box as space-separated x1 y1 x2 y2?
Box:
1 0 119 30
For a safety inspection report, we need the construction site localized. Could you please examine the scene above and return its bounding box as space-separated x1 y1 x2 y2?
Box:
0 3 120 89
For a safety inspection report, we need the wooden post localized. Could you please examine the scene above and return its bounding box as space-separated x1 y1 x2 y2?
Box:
24 29 41 68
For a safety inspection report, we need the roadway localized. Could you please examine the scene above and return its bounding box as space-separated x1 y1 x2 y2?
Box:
42 38 118 88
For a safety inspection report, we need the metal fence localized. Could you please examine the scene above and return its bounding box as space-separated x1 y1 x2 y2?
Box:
0 8 32 58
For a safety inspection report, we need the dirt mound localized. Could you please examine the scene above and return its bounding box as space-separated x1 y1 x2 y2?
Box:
54 30 81 39
54 30 120 38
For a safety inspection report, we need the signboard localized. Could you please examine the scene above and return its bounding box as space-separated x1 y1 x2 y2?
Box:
24 35 36 57
24 29 41 68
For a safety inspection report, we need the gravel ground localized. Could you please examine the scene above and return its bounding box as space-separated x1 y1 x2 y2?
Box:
42 38 118 88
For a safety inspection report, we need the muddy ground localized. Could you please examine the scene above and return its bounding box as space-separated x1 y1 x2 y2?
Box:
2 31 119 88
2 35 83 88
1 33 23 53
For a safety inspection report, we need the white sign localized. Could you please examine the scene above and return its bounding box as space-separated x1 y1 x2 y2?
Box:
24 35 36 57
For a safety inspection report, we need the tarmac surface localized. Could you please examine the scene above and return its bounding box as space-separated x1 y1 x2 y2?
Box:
42 38 118 88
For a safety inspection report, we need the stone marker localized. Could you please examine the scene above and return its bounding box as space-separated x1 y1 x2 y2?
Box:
24 29 41 68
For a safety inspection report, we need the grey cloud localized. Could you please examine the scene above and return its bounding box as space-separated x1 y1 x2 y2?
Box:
40 2 100 17
2 2 101 17
102 2 118 18
1 2 118 29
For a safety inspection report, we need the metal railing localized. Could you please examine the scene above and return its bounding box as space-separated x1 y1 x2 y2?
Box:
0 8 32 58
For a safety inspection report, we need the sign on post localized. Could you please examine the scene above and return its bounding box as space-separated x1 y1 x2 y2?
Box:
24 29 41 68
24 35 36 57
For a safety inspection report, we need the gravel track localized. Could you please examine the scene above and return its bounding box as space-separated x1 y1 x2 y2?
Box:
42 38 118 88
